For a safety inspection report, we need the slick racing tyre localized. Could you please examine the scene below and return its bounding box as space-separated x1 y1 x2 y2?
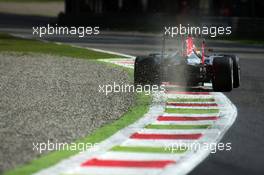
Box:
134 56 161 86
230 55 240 88
219 54 241 88
212 56 233 92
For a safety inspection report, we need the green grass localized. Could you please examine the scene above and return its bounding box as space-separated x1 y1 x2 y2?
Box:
0 33 120 59
110 145 187 154
1 33 150 175
165 108 219 114
4 93 151 175
145 124 212 130
167 98 215 103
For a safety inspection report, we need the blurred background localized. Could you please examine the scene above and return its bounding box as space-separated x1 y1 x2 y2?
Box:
0 0 264 39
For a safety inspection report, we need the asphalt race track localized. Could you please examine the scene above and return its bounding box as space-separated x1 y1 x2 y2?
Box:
42 32 264 175
1 28 264 175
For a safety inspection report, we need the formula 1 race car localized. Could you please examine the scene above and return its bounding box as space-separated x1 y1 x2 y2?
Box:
134 36 240 92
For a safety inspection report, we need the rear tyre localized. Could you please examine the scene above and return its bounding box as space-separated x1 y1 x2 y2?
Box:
212 56 233 92
134 56 161 86
231 56 240 88
219 54 240 88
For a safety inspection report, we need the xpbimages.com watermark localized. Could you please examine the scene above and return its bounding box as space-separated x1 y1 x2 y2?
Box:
98 82 166 95
32 140 99 153
32 24 100 38
164 24 232 38
165 142 232 154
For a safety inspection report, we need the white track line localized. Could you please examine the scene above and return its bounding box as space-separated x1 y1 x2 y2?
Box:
166 94 215 99
97 152 182 161
121 139 203 147
64 166 162 175
137 129 220 135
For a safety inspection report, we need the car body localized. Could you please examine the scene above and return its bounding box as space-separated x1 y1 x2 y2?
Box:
134 36 240 92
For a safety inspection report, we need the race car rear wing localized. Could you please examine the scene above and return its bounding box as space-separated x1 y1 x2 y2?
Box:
161 34 206 64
